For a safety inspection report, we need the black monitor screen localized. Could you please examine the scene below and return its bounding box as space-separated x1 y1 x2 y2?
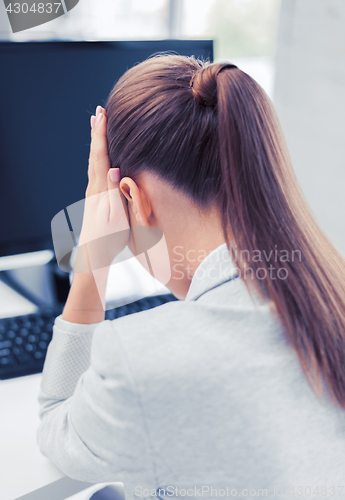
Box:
0 40 213 257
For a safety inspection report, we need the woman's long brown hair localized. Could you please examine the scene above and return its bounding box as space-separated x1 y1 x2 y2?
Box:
106 54 345 408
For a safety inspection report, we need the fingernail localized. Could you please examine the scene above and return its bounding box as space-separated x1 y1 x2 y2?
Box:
96 105 102 116
90 115 96 129
110 168 120 182
97 112 103 124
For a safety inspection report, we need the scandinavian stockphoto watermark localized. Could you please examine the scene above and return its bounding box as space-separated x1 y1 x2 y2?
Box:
51 191 172 309
3 0 79 33
172 242 302 282
135 485 345 498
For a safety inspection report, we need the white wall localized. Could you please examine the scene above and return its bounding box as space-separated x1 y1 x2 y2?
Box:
274 0 345 256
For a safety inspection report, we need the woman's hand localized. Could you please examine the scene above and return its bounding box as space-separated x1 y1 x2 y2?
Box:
62 106 130 324
75 106 130 273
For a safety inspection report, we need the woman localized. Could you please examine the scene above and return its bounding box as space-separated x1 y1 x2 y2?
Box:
37 55 345 499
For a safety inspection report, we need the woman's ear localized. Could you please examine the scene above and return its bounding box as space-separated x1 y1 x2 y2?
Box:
119 176 151 226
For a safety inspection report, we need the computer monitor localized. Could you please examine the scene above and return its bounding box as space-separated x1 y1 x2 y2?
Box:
0 40 213 260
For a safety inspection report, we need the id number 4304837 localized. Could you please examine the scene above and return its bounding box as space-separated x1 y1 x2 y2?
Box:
284 485 344 497
5 2 62 13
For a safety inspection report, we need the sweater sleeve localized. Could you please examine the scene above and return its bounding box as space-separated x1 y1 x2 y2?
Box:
36 315 156 489
38 314 99 401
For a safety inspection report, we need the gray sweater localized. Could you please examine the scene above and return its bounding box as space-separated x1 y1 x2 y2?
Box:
37 243 345 500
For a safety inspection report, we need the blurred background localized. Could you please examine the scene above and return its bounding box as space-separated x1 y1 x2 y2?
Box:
0 0 344 256
0 0 280 97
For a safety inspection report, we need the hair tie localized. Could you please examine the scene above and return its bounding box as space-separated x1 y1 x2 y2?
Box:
189 63 238 106
216 63 238 76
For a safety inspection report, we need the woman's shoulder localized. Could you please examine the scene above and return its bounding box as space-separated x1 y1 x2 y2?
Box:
91 281 286 380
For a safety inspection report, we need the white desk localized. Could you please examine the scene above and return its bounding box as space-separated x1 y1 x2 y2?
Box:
0 369 125 500
0 281 114 500
0 371 62 499
0 257 169 500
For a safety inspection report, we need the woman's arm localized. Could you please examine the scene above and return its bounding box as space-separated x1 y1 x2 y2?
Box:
62 271 108 325
36 107 152 485
37 318 153 488
62 106 129 324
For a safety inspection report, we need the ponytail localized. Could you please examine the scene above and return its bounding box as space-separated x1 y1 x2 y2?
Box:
216 65 345 407
106 54 345 408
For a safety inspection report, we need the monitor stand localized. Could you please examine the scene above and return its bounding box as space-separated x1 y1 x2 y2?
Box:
0 260 70 314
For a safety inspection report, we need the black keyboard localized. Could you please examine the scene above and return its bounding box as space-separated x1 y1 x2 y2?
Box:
0 294 178 380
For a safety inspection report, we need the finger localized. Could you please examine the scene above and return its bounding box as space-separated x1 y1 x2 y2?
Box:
109 167 120 183
91 106 104 136
107 168 130 229
91 105 104 133
89 112 110 183
96 105 107 115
